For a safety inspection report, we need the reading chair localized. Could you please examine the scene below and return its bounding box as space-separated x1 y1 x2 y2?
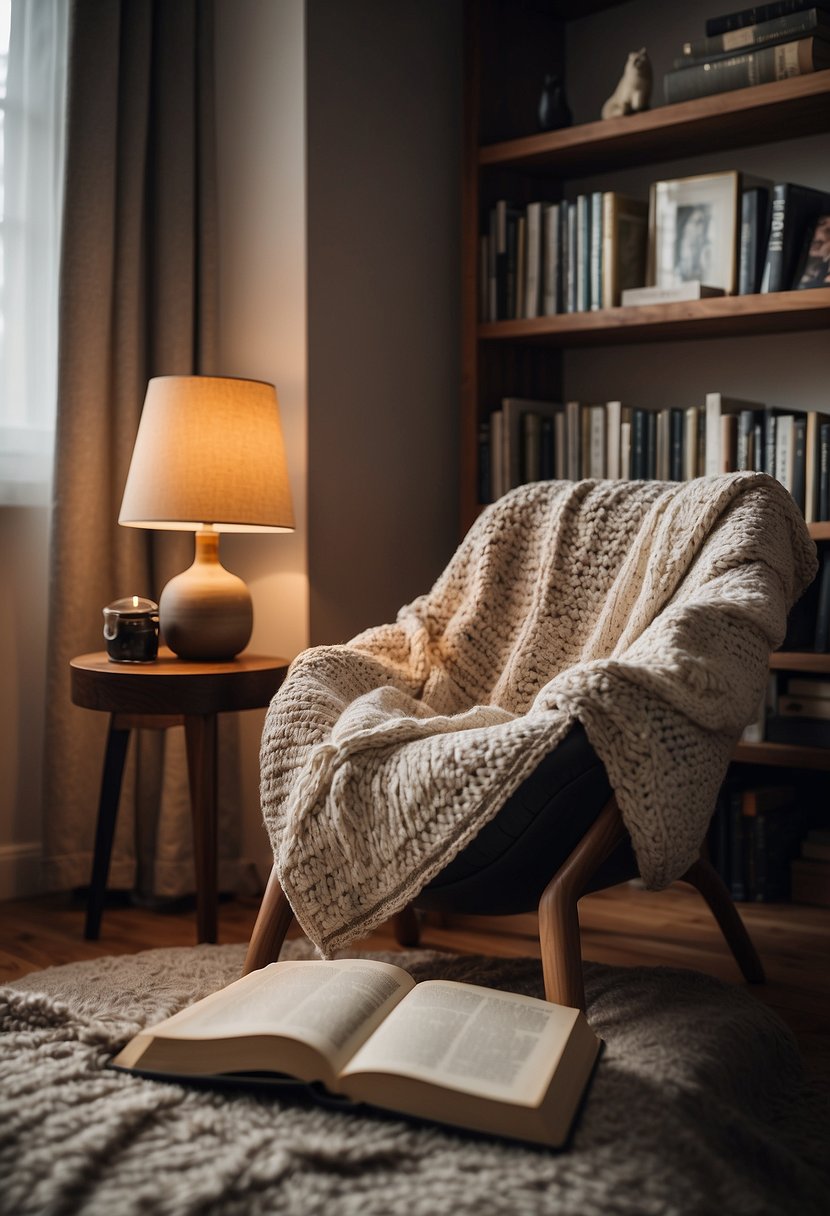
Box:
243 724 764 1012
241 470 817 1012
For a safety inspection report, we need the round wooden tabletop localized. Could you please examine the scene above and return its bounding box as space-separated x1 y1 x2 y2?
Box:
70 649 290 716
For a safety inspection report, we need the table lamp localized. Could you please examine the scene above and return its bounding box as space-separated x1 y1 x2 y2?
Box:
118 375 294 660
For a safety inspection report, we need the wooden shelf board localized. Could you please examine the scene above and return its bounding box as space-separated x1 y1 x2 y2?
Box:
769 652 830 673
479 71 830 176
478 289 830 346
809 522 830 541
733 741 830 770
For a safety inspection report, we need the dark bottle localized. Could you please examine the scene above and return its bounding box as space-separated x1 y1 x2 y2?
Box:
538 74 572 132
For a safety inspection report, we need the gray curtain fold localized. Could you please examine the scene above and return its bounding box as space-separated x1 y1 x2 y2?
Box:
42 0 255 900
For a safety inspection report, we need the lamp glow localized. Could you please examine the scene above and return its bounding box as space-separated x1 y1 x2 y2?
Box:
119 376 294 660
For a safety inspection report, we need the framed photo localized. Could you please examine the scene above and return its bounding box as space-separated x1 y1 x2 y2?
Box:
793 214 830 289
647 171 740 295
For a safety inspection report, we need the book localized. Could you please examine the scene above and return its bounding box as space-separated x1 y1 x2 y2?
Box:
792 212 830 288
489 409 505 501
706 1 830 37
566 203 578 313
589 191 603 311
774 413 795 491
111 958 601 1149
730 785 799 901
821 423 830 519
802 839 830 859
760 183 830 293
542 202 565 315
576 194 591 312
663 37 830 105
565 400 582 480
605 400 631 480
738 186 771 294
813 548 830 651
792 414 808 512
587 404 606 477
705 394 765 477
684 407 700 479
501 398 563 490
621 282 725 306
804 410 830 522
767 714 830 745
601 193 648 309
477 421 491 503
683 6 830 60
790 857 830 906
524 202 544 319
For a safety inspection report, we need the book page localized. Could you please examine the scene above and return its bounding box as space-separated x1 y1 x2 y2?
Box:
342 980 580 1103
141 959 414 1072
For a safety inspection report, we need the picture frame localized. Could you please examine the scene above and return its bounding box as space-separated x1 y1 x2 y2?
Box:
647 171 740 295
793 213 830 290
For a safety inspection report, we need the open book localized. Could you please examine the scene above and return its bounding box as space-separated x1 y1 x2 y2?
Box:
112 958 600 1148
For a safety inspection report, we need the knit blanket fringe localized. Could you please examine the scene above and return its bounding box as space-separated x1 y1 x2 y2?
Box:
261 475 816 954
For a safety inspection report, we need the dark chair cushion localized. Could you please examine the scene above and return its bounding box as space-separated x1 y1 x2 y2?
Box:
417 725 635 915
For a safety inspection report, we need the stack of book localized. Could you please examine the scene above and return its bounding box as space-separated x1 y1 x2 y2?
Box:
664 3 830 105
709 784 807 902
481 193 647 319
479 393 830 526
791 826 830 905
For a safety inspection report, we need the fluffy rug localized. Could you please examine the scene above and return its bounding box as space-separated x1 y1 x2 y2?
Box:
1 943 827 1216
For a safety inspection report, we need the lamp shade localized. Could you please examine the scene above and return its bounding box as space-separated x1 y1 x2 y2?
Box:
118 375 295 532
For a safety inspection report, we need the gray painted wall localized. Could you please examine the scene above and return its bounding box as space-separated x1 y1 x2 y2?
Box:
306 0 463 645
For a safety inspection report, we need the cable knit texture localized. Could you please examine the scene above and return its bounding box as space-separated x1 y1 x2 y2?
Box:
261 475 816 955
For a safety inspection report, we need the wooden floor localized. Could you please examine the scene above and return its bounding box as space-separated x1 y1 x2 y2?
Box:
2 884 829 1084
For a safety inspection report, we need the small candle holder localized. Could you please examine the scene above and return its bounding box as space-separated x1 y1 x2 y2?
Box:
103 596 159 663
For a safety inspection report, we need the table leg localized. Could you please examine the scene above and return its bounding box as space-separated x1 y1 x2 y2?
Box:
85 716 131 940
184 713 218 944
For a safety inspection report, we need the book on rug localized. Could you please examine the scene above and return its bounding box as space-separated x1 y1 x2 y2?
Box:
111 958 601 1149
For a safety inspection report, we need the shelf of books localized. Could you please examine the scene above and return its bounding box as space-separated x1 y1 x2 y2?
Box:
479 71 830 176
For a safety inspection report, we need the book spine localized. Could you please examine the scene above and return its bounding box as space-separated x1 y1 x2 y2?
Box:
523 413 541 484
524 202 542 320
760 184 789 292
820 423 830 519
477 422 491 503
542 203 559 316
620 420 632 479
738 410 755 470
566 204 577 313
706 1 828 37
646 411 657 479
632 410 646 479
792 415 807 511
813 550 830 652
685 7 824 60
602 192 615 310
589 405 605 477
557 203 569 315
540 417 555 479
765 412 777 477
589 191 603 311
576 195 590 312
663 38 823 105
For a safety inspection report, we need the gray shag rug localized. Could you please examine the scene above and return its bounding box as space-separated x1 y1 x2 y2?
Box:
1 941 827 1216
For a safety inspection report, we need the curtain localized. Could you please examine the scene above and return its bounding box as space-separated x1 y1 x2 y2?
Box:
42 0 253 900
0 0 68 505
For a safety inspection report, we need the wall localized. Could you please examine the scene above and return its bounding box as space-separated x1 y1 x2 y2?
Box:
306 0 462 645
562 0 830 412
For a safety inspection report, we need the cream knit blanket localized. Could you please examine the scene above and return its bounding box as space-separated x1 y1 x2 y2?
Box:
261 475 816 954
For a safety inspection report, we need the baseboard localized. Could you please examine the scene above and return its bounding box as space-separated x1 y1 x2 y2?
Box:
0 841 43 900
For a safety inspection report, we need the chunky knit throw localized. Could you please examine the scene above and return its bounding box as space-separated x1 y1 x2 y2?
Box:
261 475 816 954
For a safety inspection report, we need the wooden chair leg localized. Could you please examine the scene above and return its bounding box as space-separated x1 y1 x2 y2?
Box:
243 864 294 975
681 855 765 984
393 904 421 947
538 795 628 1010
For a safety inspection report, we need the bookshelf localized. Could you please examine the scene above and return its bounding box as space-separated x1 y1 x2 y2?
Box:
461 5 830 531
463 1 830 900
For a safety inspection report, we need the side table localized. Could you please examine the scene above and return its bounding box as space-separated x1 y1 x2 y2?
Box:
70 649 288 943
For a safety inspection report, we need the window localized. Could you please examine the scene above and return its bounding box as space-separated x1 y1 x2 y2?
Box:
0 0 68 505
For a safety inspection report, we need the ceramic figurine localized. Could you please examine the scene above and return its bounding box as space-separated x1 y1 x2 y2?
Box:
601 48 653 120
538 74 572 131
